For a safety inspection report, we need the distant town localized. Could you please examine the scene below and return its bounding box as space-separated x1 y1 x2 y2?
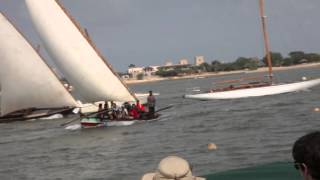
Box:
122 55 206 80
120 51 320 82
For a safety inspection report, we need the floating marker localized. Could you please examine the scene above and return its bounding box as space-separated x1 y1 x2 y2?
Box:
208 143 217 150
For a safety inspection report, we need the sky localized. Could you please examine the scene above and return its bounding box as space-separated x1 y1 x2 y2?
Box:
1 0 320 72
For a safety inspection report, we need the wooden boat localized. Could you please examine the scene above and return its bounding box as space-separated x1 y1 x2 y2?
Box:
0 12 78 123
184 0 320 100
25 0 157 128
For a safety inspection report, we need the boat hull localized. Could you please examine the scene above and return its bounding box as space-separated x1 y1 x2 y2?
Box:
0 107 74 123
184 79 320 100
81 114 160 128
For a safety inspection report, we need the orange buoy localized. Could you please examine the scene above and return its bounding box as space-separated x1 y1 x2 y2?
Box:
207 143 217 150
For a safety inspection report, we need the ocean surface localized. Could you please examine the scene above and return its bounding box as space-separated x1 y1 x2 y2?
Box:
0 67 320 180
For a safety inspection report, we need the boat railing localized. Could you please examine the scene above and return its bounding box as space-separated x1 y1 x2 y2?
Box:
185 87 202 94
208 76 271 93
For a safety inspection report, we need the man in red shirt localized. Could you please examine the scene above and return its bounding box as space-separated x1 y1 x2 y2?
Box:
136 100 145 112
129 104 140 119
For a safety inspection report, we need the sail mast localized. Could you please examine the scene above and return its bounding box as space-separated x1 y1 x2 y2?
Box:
259 0 273 82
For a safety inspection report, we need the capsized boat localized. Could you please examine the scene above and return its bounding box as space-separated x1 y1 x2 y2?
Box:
0 12 78 123
184 79 320 100
184 0 320 100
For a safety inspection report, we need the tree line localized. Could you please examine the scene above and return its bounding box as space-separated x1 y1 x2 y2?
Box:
155 51 320 77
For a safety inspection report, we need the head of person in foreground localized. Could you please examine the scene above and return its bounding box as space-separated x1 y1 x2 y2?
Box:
141 155 205 180
292 131 320 180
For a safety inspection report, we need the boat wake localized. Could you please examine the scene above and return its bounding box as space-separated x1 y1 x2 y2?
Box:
39 114 64 120
26 114 64 122
65 124 81 130
65 121 136 130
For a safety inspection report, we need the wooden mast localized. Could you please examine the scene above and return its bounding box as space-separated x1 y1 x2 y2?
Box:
259 0 273 82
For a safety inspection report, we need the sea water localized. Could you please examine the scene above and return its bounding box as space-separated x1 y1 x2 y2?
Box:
0 66 319 179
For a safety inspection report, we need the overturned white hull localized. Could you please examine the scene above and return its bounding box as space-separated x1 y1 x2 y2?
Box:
184 79 320 100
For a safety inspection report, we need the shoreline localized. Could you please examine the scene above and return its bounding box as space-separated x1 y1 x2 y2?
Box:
124 62 320 85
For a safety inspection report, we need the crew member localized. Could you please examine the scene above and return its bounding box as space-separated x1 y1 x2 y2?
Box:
129 104 140 119
147 90 156 117
97 103 103 121
136 100 145 112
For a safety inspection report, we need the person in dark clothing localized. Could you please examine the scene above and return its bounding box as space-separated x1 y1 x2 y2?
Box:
97 103 104 121
103 101 110 119
292 131 320 180
147 90 156 117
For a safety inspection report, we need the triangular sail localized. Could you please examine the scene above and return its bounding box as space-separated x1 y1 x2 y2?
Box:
25 0 136 103
0 12 78 116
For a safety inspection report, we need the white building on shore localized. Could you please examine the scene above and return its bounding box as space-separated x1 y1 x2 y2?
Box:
179 59 189 65
195 56 205 65
127 67 144 78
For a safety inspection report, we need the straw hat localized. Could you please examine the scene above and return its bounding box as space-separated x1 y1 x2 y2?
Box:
141 156 205 180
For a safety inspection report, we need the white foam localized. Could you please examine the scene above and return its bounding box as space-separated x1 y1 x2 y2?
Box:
40 114 64 120
65 124 81 130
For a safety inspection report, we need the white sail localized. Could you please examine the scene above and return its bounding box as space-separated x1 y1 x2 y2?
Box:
184 79 320 100
0 13 78 115
25 0 136 103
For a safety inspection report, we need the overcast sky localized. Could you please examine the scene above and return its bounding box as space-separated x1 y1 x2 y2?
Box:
1 0 320 71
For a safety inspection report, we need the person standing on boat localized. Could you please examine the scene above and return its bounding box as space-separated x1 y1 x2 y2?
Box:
292 131 320 180
147 90 156 117
97 103 103 121
103 101 110 119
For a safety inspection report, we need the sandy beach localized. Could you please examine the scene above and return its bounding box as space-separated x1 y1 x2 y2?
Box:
124 62 320 84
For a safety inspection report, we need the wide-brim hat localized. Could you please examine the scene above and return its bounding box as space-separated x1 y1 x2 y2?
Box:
141 156 205 180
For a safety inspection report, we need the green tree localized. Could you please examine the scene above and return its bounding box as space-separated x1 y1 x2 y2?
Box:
282 57 294 66
305 53 320 62
199 62 211 72
211 60 222 72
155 70 178 77
128 64 136 68
220 62 238 71
263 52 283 67
245 58 259 70
137 73 144 80
289 51 305 64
